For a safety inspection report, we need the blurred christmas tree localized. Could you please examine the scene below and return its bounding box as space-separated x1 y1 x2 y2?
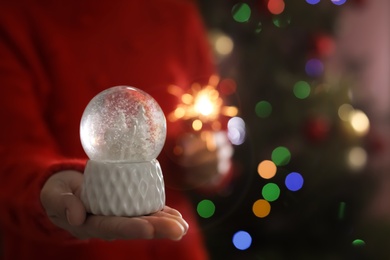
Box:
190 0 376 259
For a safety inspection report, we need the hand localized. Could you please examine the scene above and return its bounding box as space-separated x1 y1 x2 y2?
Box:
40 170 188 241
176 131 233 188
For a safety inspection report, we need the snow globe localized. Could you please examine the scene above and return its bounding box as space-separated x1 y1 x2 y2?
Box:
80 86 166 216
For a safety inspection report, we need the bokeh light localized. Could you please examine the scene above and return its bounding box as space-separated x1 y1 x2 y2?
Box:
252 199 271 218
347 146 367 171
219 78 237 95
285 172 304 191
293 81 311 99
271 146 291 166
262 183 280 202
257 160 277 179
349 109 370 136
338 103 354 121
331 0 347 5
255 100 272 118
227 117 246 145
192 119 203 131
305 58 324 77
255 22 262 34
306 0 320 4
338 201 346 220
352 239 366 247
197 199 216 218
267 0 285 15
232 3 251 23
272 15 291 28
213 33 234 56
232 231 252 250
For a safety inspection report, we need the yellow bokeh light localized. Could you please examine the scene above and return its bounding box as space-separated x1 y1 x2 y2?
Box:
215 35 234 56
192 119 203 131
174 107 185 119
181 93 193 105
222 106 238 117
349 109 370 136
252 199 271 218
194 94 215 116
338 104 354 121
257 160 277 179
347 146 367 171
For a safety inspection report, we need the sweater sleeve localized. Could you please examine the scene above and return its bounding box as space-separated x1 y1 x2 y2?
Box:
0 9 86 244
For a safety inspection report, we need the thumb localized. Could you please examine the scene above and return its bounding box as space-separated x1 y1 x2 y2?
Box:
61 192 86 226
41 171 87 227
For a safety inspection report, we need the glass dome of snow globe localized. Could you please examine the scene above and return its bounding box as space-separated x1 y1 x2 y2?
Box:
80 86 167 163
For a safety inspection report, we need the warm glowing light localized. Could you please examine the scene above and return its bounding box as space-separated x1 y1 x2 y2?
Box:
252 199 271 218
349 110 370 136
192 119 203 131
174 107 185 119
257 160 277 179
338 104 354 121
222 106 238 117
168 76 238 132
347 146 367 171
181 93 193 104
215 35 234 56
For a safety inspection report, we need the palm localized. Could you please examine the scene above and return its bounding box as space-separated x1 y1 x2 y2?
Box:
41 170 188 241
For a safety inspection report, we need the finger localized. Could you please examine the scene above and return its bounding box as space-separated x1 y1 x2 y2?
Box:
62 193 86 226
152 210 189 235
141 215 185 240
161 206 182 217
83 216 154 240
40 171 86 226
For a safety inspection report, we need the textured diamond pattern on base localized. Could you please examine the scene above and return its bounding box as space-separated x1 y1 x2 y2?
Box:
81 159 165 216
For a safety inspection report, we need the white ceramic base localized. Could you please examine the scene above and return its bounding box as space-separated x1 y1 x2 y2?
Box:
81 159 165 217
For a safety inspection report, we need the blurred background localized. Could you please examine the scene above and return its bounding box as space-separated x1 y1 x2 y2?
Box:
188 0 390 259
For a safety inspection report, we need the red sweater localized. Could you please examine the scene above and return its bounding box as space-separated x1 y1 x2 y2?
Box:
0 0 215 259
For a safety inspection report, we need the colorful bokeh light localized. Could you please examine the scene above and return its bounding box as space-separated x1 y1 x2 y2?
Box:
252 199 271 218
306 0 320 4
232 3 251 23
257 160 277 179
272 15 291 28
267 0 285 15
285 172 304 191
197 199 216 218
352 239 366 247
293 81 311 99
255 100 272 118
305 58 324 77
262 183 280 202
271 146 291 166
331 0 347 5
227 117 246 145
232 231 252 250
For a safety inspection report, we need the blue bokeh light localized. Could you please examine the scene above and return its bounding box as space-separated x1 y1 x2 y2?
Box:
306 0 321 4
305 58 324 77
285 172 304 191
331 0 347 5
232 230 252 250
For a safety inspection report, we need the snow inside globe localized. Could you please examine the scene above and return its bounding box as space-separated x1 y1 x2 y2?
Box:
80 86 166 217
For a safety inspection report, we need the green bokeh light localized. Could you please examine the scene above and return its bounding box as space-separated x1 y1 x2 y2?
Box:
255 22 262 34
272 15 291 28
197 199 215 218
352 239 366 247
232 3 251 23
271 146 291 166
255 100 272 118
262 183 280 202
293 81 311 99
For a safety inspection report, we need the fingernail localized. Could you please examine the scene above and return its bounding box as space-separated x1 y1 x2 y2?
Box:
66 209 73 226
